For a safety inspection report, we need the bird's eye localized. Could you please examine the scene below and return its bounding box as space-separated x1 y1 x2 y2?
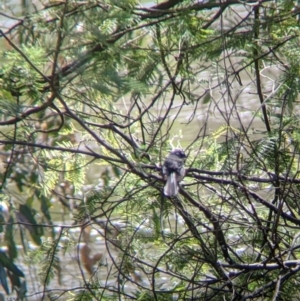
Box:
177 151 186 158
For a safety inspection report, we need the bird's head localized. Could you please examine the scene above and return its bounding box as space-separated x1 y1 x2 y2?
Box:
171 149 187 159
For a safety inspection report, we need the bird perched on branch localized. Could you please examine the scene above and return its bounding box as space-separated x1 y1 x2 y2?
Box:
162 149 187 196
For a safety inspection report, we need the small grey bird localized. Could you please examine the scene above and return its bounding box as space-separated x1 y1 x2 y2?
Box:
162 149 187 196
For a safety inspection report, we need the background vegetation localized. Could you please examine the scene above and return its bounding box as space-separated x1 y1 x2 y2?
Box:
1 0 300 300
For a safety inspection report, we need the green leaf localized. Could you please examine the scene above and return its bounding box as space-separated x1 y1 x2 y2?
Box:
0 251 24 277
0 263 9 294
18 204 43 245
4 216 18 259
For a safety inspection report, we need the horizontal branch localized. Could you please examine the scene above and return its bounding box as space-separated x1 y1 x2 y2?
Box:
223 259 300 271
0 139 124 164
191 172 300 226
0 97 55 125
238 264 300 300
190 168 300 184
138 0 271 19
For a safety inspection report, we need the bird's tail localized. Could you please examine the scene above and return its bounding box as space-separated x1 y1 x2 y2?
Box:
164 173 179 196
